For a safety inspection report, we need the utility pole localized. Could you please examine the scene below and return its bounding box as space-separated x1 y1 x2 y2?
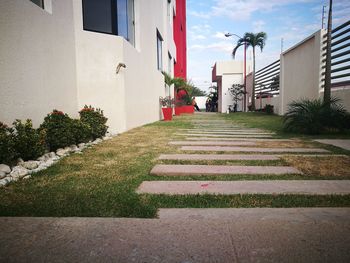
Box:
324 0 332 105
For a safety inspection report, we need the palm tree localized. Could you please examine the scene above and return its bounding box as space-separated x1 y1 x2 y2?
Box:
232 32 267 111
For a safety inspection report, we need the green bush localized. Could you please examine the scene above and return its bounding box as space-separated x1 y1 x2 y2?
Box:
79 105 108 139
71 119 92 144
283 97 349 134
40 110 76 151
0 122 15 165
12 119 46 161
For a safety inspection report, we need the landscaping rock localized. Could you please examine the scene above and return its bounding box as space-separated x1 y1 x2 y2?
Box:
70 145 79 152
10 166 29 179
0 171 6 179
23 175 31 180
0 179 7 187
21 161 39 170
0 164 11 174
49 152 57 158
56 148 68 157
93 138 102 144
78 143 86 149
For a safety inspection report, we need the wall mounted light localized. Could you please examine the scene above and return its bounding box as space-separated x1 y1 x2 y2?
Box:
116 63 126 74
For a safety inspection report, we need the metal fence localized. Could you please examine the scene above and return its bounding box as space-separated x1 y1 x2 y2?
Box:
321 19 350 87
254 59 280 97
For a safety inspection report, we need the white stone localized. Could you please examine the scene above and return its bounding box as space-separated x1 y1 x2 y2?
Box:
0 171 6 179
78 143 86 148
10 166 28 179
0 164 11 174
49 152 57 158
17 158 24 164
23 175 31 180
0 179 8 187
70 145 79 152
56 148 68 157
64 146 72 153
21 161 39 170
30 166 46 174
93 138 102 144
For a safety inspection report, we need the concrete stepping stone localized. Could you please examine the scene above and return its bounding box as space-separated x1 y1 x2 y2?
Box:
158 154 281 160
180 129 265 132
314 139 350 151
185 137 294 142
169 141 257 146
137 180 350 195
183 131 274 135
177 134 274 138
150 164 302 176
181 146 329 153
158 207 350 220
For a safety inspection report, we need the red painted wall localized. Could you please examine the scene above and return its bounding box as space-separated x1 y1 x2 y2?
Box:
173 0 187 80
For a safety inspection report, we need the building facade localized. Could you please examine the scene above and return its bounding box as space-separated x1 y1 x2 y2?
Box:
173 0 187 79
0 0 184 134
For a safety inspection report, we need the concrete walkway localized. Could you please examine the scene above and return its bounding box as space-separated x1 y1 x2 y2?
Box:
1 208 349 262
0 208 350 263
180 146 329 153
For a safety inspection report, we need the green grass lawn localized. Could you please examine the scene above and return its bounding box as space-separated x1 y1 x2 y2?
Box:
0 113 349 218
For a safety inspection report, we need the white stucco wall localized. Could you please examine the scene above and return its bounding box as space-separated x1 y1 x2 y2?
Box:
279 30 324 115
0 0 78 127
320 86 350 112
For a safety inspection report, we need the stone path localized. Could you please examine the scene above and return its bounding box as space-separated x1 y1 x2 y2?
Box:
158 154 281 160
181 146 329 153
137 180 350 195
150 164 302 176
140 114 348 197
315 139 350 151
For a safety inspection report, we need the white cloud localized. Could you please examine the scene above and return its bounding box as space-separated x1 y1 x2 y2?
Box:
189 41 233 53
213 31 231 40
252 20 266 32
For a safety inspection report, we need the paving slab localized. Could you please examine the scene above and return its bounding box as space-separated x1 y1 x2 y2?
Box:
1 211 349 262
177 133 274 138
181 146 329 153
185 131 275 135
150 164 302 176
169 141 257 146
158 154 281 160
180 129 264 132
185 137 295 141
137 180 350 195
314 139 350 151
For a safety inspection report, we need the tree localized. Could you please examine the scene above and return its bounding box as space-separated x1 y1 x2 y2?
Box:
229 84 245 111
324 0 333 106
232 32 267 111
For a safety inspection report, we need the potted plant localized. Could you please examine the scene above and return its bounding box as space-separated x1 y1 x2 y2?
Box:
159 96 174 121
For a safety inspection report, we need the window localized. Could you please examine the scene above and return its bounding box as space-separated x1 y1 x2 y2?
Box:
30 0 44 9
82 0 135 45
157 31 163 71
168 52 172 74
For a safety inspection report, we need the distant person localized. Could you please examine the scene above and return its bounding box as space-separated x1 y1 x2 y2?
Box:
205 98 210 112
192 97 200 112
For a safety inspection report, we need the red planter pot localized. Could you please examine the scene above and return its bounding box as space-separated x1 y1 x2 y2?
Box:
175 105 194 115
161 107 173 121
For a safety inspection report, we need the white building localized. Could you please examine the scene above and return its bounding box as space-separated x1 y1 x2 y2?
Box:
212 60 252 113
0 0 178 133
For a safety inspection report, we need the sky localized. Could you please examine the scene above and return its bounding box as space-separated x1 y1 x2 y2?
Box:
186 0 350 91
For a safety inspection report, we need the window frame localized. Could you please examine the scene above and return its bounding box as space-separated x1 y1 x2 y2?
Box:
157 30 163 71
30 0 44 9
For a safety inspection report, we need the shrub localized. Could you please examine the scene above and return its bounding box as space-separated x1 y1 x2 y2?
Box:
283 97 349 134
79 105 108 139
40 110 76 151
0 122 15 165
12 119 46 161
265 104 274 115
71 119 92 144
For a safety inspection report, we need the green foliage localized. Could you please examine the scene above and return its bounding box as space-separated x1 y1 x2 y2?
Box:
40 110 76 151
71 119 93 144
12 119 46 161
0 122 15 165
79 105 108 139
188 86 206 97
229 84 245 105
283 97 349 134
265 104 274 115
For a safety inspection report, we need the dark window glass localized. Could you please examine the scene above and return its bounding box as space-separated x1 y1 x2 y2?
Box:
82 0 113 34
30 0 44 9
157 31 163 71
116 0 128 39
